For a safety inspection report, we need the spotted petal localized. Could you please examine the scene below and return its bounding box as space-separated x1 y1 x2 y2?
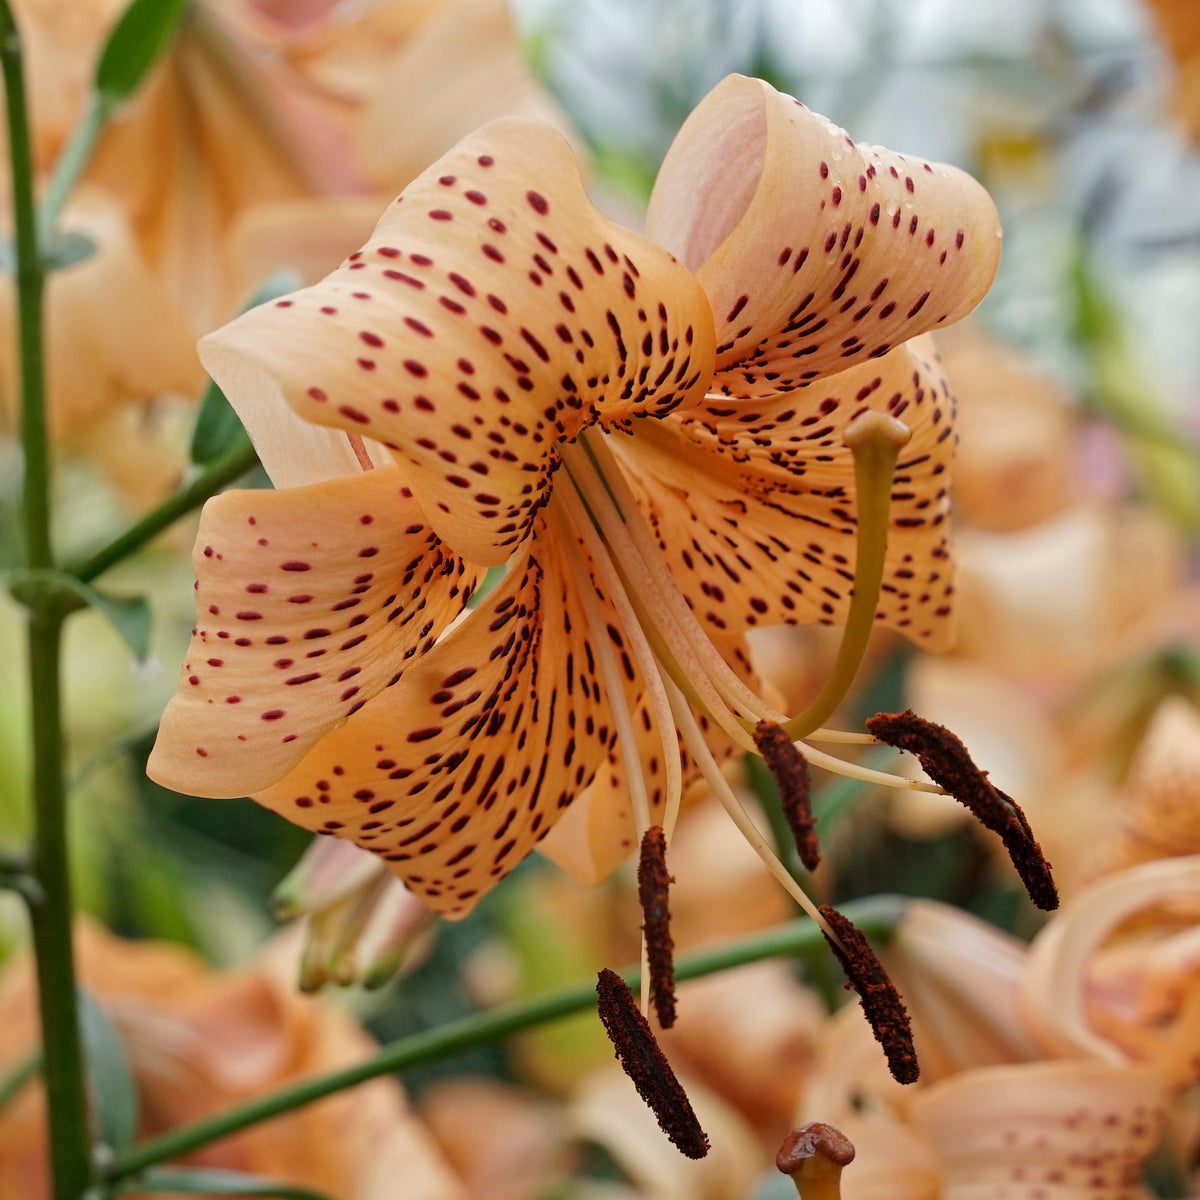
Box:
646 74 1002 397
199 118 715 568
148 464 482 798
616 339 959 649
249 513 644 918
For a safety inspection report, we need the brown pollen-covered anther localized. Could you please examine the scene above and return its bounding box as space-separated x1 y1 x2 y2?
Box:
754 720 820 870
866 709 1058 911
638 825 677 1029
595 967 710 1159
819 905 919 1085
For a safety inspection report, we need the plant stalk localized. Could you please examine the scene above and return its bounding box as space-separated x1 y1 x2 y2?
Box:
105 896 904 1182
2 5 94 1195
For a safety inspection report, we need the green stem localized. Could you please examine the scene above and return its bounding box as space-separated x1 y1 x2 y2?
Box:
2 7 94 1195
783 413 910 741
71 437 260 583
0 1047 41 1115
105 896 904 1182
1 1 49 570
25 614 93 1200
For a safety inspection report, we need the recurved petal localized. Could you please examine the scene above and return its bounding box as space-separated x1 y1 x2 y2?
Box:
618 339 958 649
199 117 715 568
1020 855 1200 1086
249 517 629 918
646 74 1001 397
148 463 482 798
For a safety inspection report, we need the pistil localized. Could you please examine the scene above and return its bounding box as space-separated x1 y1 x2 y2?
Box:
783 410 911 740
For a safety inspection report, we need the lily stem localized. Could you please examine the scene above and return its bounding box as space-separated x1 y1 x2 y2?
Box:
2 6 94 1196
104 897 904 1183
70 437 261 583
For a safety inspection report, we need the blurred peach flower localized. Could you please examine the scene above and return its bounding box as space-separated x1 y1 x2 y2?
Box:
801 859 1200 1200
0 920 465 1199
1 0 573 499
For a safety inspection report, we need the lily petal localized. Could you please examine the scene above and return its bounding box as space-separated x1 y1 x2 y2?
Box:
1020 855 1200 1084
617 338 958 648
148 463 482 797
912 1060 1171 1200
646 74 1001 396
200 118 715 567
248 520 633 917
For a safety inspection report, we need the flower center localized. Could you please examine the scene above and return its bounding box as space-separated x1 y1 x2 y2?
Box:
552 414 934 939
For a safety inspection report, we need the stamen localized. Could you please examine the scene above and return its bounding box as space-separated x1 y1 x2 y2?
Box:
865 710 1059 911
777 1123 856 1200
595 968 710 1159
783 412 911 741
573 433 784 726
638 825 677 1029
795 740 948 795
553 492 677 839
666 680 832 931
819 904 919 1085
754 721 820 870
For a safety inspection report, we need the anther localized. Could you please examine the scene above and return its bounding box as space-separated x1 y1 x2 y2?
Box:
595 967 710 1159
777 1123 856 1200
819 904 918 1084
638 826 677 1028
865 709 1058 911
754 721 820 870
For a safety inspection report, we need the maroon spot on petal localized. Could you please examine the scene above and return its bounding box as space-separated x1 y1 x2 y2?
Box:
281 561 311 572
307 387 327 402
262 709 286 721
526 190 549 214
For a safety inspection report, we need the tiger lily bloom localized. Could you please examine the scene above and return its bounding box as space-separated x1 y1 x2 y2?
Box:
149 74 1003 921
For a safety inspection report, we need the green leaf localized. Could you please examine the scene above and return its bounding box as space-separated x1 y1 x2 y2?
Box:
188 379 249 467
113 1167 337 1199
189 271 301 466
45 229 97 270
82 584 153 661
79 991 140 1152
95 0 189 108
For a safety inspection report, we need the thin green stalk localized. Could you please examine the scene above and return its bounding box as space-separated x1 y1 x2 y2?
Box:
0 1047 41 1114
105 896 904 1182
3 6 95 1195
1 1 49 570
71 438 260 583
37 95 105 246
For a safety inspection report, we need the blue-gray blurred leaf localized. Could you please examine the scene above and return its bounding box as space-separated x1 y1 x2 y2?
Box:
45 229 97 271
79 990 139 1152
114 1167 336 1199
95 0 189 108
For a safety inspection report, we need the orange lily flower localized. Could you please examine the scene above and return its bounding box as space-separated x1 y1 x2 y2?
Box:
149 74 1002 918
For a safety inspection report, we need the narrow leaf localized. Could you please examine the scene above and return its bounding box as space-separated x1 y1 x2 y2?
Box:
190 271 301 465
45 229 97 271
95 0 189 107
114 1167 336 1199
83 585 154 661
79 991 140 1152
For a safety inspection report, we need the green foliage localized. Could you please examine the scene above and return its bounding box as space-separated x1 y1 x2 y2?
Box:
79 991 140 1153
111 1168 335 1200
95 0 189 109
